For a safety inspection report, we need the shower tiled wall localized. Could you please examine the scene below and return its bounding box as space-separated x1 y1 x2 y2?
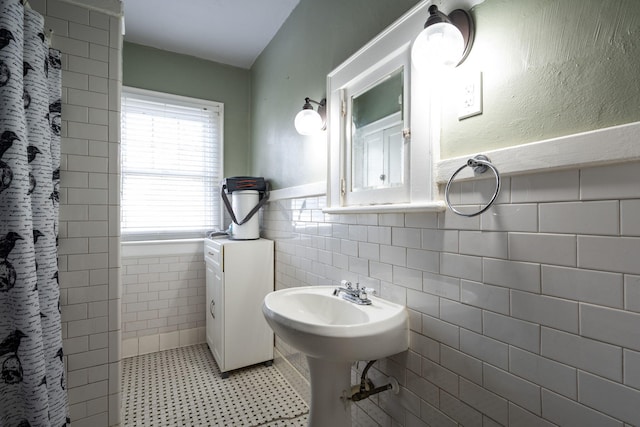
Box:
262 160 640 427
29 0 123 425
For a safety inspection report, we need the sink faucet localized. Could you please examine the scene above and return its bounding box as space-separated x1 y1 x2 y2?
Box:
333 280 373 305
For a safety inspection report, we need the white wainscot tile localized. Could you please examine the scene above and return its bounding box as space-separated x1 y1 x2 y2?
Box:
511 290 579 333
483 311 540 353
509 233 576 267
511 170 580 203
380 244 406 266
439 390 482 426
440 300 482 333
460 280 509 315
367 225 391 245
407 248 439 273
483 258 540 293
423 272 460 301
621 200 640 236
624 349 640 390
509 346 577 399
348 224 367 241
440 253 482 282
459 328 508 370
509 402 557 427
581 303 640 352
459 377 508 425
357 241 379 261
539 201 619 235
581 162 640 200
348 256 368 275
421 229 458 253
440 346 482 385
438 207 480 231
578 371 640 425
406 289 439 317
483 364 541 415
480 204 537 232
405 212 438 228
542 265 623 308
392 227 421 248
458 176 511 206
422 315 459 349
540 327 622 382
459 231 508 259
406 370 438 407
422 357 458 396
393 266 422 291
625 274 640 313
579 236 640 275
410 331 440 362
370 261 392 283
542 389 623 427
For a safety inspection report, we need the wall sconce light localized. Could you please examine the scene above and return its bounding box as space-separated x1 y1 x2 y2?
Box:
411 4 474 69
294 97 326 135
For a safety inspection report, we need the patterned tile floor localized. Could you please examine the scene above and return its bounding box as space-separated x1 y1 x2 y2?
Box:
122 344 309 426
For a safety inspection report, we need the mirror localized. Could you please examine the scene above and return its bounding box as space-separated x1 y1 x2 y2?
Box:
351 67 404 192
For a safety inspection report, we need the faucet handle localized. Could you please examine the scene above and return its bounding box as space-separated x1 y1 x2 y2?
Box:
361 287 376 297
341 280 353 289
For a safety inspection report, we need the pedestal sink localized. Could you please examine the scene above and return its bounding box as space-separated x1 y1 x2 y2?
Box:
262 285 409 427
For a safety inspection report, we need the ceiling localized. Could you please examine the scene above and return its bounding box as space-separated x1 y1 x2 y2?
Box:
122 0 300 69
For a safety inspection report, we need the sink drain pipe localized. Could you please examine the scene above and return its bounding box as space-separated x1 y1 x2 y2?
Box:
349 360 399 402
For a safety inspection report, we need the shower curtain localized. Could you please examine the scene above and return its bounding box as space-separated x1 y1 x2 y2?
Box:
0 0 69 425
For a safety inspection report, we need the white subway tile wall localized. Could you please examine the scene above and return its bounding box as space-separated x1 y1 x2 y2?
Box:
28 0 123 426
120 253 207 355
262 160 640 426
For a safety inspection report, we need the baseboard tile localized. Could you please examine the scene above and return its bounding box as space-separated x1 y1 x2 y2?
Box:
122 327 206 358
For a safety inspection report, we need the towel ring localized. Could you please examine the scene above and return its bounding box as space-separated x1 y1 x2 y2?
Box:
445 155 501 217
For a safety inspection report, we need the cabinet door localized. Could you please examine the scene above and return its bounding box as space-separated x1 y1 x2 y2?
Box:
210 261 224 368
205 261 215 352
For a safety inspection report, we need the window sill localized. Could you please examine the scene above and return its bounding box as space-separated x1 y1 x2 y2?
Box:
121 238 204 257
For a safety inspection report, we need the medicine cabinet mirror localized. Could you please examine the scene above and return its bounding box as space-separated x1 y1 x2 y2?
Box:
325 1 442 213
351 67 405 194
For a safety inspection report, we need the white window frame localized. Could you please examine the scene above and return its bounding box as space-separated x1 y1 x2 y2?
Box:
121 87 224 241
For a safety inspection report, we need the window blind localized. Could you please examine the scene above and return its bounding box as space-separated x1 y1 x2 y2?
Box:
121 89 223 241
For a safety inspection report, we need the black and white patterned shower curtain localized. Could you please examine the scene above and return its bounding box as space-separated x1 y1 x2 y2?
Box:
0 0 69 425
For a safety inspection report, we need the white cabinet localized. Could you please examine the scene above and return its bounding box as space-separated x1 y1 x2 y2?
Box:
204 238 274 377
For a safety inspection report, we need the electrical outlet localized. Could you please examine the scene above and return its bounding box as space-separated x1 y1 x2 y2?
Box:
458 72 482 120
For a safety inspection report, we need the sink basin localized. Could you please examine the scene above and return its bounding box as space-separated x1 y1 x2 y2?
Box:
262 285 408 361
262 285 409 427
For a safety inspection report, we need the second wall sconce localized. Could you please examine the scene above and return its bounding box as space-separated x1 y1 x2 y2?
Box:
411 4 474 69
294 97 326 135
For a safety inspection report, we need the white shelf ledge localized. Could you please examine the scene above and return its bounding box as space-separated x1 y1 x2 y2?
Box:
323 201 446 214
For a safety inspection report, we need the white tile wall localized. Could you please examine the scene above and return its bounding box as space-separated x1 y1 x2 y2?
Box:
120 252 206 356
262 159 640 426
28 0 123 425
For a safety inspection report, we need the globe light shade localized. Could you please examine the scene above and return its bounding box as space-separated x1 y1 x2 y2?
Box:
294 108 323 135
411 22 465 70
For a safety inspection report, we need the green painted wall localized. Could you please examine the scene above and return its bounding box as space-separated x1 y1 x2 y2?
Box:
440 0 640 158
250 0 421 189
251 0 640 187
122 42 251 176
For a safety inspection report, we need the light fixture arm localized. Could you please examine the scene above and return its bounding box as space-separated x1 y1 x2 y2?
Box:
303 97 326 109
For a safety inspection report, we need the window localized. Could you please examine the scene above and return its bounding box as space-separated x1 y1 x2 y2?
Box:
121 88 223 241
